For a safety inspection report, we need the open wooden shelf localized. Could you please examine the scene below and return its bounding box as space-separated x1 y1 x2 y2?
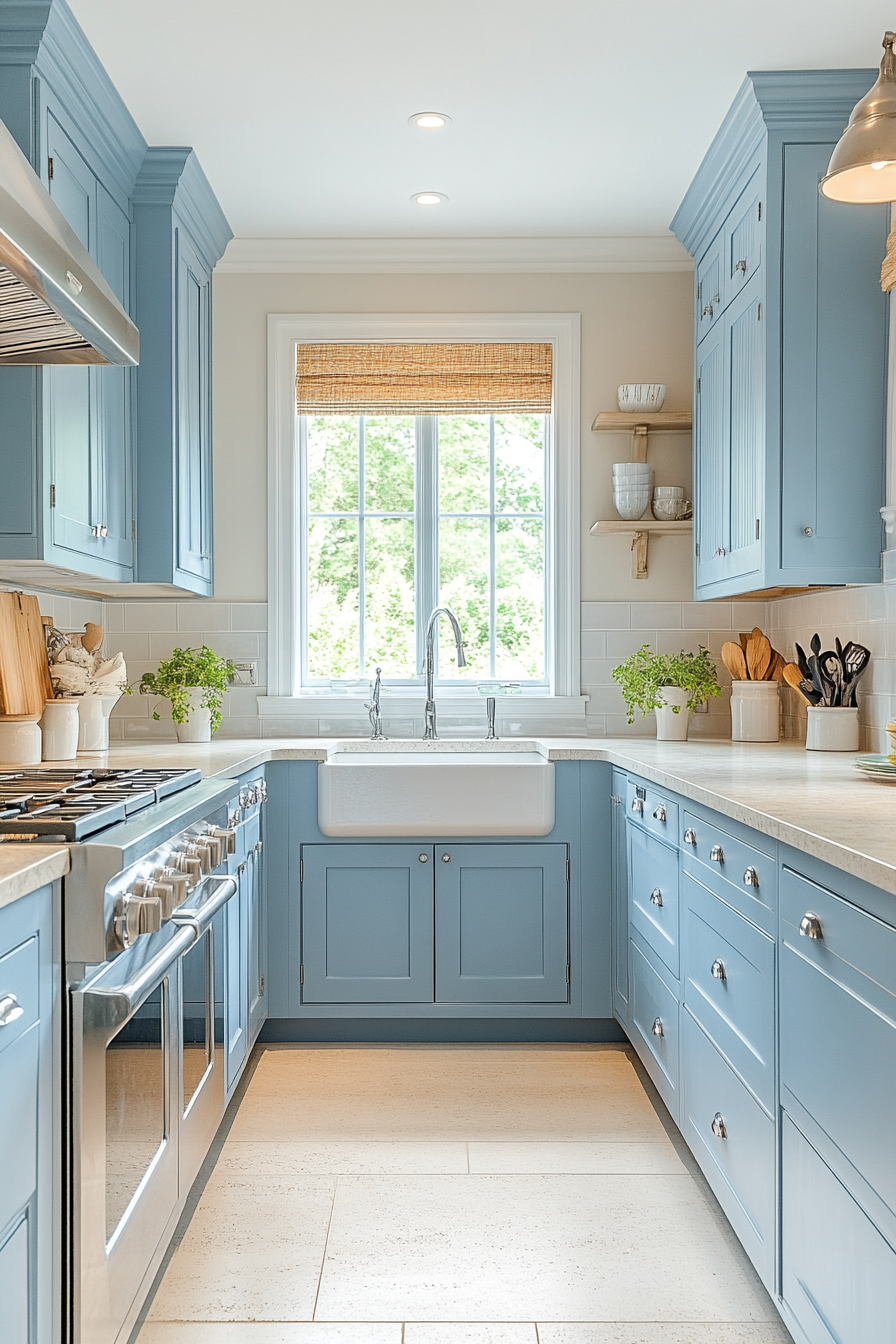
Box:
590 518 693 579
591 411 692 433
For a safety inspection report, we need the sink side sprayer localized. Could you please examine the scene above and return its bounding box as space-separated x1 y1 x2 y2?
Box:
422 606 467 740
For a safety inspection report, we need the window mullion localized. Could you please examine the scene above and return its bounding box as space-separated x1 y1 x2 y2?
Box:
416 415 438 677
299 414 309 691
358 416 365 678
489 414 496 678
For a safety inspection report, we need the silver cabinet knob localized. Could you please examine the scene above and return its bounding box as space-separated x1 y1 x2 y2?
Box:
710 845 724 863
714 547 727 557
631 798 644 815
650 888 663 907
803 526 814 537
418 853 429 863
799 912 823 940
735 259 747 273
652 804 667 823
743 866 759 888
441 853 451 863
683 828 697 845
650 1017 664 1037
702 304 713 318
237 861 246 875
0 993 24 1028
711 958 726 981
711 1112 728 1139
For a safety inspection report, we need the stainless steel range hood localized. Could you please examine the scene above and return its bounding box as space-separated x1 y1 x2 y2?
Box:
0 116 139 366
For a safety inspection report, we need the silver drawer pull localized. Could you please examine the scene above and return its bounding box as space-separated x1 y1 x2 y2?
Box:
650 888 663 907
652 804 667 823
650 1017 664 1037
0 993 24 1028
683 828 697 845
735 259 747 274
631 798 644 815
710 844 724 863
743 866 760 888
799 912 823 941
710 958 726 981
711 1112 728 1140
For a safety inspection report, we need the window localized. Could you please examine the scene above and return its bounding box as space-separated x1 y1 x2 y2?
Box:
302 412 549 686
266 314 581 711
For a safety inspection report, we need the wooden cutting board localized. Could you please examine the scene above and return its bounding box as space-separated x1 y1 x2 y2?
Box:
0 592 53 718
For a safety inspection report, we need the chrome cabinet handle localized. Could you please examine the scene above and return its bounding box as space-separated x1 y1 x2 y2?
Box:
0 993 24 1028
799 912 823 940
651 1017 664 1037
803 526 814 537
683 828 697 845
743 866 759 888
652 804 667 823
714 547 727 557
418 853 429 863
711 958 726 981
735 259 747 273
702 303 714 318
710 845 724 863
441 853 451 863
650 888 663 907
711 1112 728 1139
631 798 644 815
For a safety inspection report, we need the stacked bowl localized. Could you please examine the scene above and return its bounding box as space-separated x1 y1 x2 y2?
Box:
613 462 652 520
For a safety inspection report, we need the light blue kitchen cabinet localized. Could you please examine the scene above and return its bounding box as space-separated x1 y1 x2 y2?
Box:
628 822 680 978
434 843 569 1003
131 149 231 595
610 774 629 1023
672 71 889 598
629 935 680 1120
0 883 58 1344
223 849 249 1095
247 809 267 1046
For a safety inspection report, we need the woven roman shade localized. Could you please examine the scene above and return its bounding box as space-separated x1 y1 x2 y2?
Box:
295 342 552 415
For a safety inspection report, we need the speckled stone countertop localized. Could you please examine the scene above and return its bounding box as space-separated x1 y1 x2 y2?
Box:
0 845 69 913
6 736 896 899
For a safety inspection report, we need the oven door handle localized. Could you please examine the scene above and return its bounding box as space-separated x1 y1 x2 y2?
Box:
78 924 196 1037
171 874 239 938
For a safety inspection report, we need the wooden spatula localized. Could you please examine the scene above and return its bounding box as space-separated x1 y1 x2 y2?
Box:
767 650 785 681
783 662 819 705
721 641 749 680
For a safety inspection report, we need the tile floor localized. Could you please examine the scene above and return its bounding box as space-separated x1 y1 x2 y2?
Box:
137 1045 793 1344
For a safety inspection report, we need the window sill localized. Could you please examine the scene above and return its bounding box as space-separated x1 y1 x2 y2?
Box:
258 693 589 717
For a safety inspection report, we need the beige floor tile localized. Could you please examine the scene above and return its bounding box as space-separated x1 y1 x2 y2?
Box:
467 1143 684 1175
231 1049 666 1143
314 1174 775 1323
146 1173 335 1322
139 1328 401 1344
405 1327 538 1343
218 1141 469 1175
536 1327 793 1344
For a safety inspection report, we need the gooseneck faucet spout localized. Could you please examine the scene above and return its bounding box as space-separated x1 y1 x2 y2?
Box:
422 606 467 740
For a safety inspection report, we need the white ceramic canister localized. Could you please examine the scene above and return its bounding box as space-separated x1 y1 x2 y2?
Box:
77 693 122 754
0 718 42 766
730 680 780 742
40 698 80 760
806 706 860 752
655 685 690 741
174 687 213 743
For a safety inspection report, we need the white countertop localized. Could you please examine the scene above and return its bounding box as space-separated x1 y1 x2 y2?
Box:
0 844 69 913
3 736 895 903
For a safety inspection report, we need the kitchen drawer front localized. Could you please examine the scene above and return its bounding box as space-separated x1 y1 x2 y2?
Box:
625 778 679 844
682 1011 776 1290
630 938 679 1118
782 1114 896 1344
781 866 896 1223
0 933 39 1061
681 810 775 932
0 1022 38 1236
628 823 679 978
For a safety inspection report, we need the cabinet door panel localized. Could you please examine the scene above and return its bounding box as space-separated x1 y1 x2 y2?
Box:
175 229 212 585
435 843 568 1003
694 324 727 588
611 784 629 1020
223 866 248 1094
630 938 679 1119
0 1024 38 1236
696 230 723 341
725 277 763 579
0 1213 30 1344
94 186 133 571
725 169 762 303
46 112 94 250
302 845 434 1003
628 824 679 978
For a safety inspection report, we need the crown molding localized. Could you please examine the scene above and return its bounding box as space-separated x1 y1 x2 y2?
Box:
217 235 693 275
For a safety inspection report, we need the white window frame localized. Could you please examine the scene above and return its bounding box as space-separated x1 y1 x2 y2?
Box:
263 312 581 716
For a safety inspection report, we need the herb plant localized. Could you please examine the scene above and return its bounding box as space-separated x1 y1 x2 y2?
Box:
139 645 236 732
612 644 722 724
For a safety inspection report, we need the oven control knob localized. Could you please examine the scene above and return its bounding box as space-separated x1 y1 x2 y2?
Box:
114 893 163 949
227 809 240 830
134 877 177 919
170 851 202 885
255 778 267 803
239 787 252 810
194 842 215 873
209 826 237 857
157 867 191 906
203 835 224 868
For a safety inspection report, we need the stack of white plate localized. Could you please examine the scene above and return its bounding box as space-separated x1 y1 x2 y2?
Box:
613 462 652 520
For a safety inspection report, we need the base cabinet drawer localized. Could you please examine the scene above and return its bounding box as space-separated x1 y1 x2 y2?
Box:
629 824 680 978
682 811 775 934
782 1115 896 1343
630 938 679 1120
681 1011 776 1290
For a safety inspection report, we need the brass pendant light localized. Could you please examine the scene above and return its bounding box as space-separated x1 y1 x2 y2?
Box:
821 31 896 203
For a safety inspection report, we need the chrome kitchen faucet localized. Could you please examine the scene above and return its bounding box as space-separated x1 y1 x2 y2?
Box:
422 607 467 740
365 666 386 740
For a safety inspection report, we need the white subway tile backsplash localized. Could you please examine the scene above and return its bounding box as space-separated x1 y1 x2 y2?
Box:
125 602 178 632
606 630 657 660
177 602 231 631
230 603 268 632
580 602 631 630
579 631 608 660
630 603 683 630
682 601 732 630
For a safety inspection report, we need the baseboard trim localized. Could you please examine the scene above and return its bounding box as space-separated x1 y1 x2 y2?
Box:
259 1017 627 1044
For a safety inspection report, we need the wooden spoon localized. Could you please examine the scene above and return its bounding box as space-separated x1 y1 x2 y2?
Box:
721 641 749 680
746 631 772 681
766 650 785 682
82 622 104 652
783 662 818 704
738 632 750 654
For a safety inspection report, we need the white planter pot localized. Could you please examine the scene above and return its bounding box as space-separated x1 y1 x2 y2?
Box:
730 680 780 742
175 688 213 743
655 686 690 741
0 718 42 766
40 698 80 760
806 706 860 752
77 693 122 754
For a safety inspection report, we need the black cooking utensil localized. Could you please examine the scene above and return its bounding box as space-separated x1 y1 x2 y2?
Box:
842 643 870 707
794 642 812 682
820 651 844 707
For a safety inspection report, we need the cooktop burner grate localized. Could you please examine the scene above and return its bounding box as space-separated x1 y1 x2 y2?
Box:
0 767 203 841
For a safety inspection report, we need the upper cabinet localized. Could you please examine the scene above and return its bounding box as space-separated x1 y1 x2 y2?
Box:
132 150 231 595
672 72 890 599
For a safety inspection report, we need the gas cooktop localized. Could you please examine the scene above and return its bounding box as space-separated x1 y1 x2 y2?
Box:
0 767 203 841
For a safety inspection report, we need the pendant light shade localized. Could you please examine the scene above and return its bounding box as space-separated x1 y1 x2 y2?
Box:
821 31 896 202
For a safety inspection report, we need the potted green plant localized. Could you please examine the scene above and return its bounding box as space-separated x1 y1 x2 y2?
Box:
612 644 721 741
139 645 236 742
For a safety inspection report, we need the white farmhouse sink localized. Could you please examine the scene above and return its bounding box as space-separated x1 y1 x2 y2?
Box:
318 743 555 836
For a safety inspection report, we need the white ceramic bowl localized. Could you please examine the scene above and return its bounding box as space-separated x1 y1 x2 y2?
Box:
614 487 651 521
652 498 689 520
653 485 684 499
613 461 651 475
617 383 666 412
614 474 652 487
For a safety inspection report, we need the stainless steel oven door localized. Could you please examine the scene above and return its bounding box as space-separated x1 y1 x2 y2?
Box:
71 923 193 1344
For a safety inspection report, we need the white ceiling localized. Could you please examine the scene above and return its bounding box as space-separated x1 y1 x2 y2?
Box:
68 0 895 242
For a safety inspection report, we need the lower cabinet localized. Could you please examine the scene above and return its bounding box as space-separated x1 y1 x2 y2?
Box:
301 841 569 1007
223 775 268 1097
610 775 629 1022
629 937 679 1119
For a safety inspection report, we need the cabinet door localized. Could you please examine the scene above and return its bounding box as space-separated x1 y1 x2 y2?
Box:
724 276 763 583
434 843 569 1003
247 816 267 1042
175 228 213 586
223 864 249 1094
694 322 727 588
611 783 629 1021
696 230 723 341
93 186 133 572
0 1214 30 1344
301 845 434 1003
724 168 762 304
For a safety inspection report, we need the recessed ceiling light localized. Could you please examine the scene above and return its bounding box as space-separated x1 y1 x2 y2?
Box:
409 111 452 130
413 192 447 206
